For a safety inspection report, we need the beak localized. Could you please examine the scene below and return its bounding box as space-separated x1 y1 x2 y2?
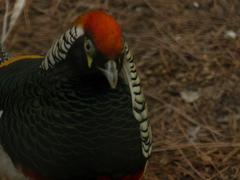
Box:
98 60 118 89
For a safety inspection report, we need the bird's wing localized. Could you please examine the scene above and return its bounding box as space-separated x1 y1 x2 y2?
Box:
0 55 44 69
0 55 44 106
120 42 152 158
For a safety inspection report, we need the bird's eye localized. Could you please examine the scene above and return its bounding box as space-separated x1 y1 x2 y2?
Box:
84 39 95 56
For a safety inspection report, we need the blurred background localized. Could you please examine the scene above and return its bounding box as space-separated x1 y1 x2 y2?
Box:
1 0 240 179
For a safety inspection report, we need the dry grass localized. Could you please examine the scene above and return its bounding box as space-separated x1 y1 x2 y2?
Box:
1 0 240 179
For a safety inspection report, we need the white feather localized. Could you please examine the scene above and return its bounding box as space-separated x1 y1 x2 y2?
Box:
120 42 152 158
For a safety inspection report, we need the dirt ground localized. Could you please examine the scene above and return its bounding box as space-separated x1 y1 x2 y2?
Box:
1 0 240 179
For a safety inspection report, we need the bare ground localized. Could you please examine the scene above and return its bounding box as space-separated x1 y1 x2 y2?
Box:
1 0 240 179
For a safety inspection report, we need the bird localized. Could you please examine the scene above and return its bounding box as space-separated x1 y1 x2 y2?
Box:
0 11 152 180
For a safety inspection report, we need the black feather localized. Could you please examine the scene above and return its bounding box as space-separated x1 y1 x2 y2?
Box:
0 58 146 179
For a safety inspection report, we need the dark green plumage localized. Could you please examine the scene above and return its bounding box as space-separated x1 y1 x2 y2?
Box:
0 58 146 179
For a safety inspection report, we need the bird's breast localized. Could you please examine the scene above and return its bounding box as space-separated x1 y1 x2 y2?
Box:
0 68 146 178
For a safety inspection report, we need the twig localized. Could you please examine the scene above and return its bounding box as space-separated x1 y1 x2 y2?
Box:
2 0 26 44
153 142 240 152
178 149 207 180
1 0 10 44
146 91 222 136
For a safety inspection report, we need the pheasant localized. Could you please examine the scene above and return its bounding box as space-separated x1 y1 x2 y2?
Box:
0 11 152 180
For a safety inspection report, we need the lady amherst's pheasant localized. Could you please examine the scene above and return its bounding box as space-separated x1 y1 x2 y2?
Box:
0 11 152 180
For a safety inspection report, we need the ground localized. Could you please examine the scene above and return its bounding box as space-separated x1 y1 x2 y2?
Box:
0 0 240 179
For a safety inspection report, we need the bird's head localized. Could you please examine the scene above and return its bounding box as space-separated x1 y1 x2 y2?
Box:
61 11 124 89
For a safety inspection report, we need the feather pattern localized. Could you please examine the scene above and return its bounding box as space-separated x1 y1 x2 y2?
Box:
0 58 146 179
121 42 152 158
40 26 84 70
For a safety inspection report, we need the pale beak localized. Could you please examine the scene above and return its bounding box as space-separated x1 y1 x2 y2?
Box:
98 60 118 89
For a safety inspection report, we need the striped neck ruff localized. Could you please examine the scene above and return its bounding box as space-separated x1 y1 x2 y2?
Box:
40 26 84 70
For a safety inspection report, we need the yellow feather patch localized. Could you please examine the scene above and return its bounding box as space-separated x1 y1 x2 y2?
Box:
0 55 44 68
